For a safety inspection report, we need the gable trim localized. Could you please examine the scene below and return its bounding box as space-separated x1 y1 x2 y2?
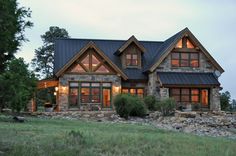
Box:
116 35 146 55
149 28 224 73
55 41 128 80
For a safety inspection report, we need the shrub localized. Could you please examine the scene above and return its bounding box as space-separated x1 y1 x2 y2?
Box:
114 94 147 119
144 95 158 111
130 96 147 117
157 98 176 116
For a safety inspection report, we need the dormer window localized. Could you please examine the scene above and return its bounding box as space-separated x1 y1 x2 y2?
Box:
126 53 138 66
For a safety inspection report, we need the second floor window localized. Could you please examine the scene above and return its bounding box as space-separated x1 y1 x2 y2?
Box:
126 54 138 66
171 52 199 68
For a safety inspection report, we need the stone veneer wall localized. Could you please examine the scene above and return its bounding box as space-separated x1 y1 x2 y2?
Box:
210 87 221 111
58 74 121 111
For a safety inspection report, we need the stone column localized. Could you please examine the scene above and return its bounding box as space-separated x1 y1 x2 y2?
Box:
160 88 169 100
58 77 69 111
147 72 160 100
210 87 221 111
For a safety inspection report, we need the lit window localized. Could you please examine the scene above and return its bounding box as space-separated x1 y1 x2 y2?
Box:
122 88 144 97
91 55 100 70
71 64 86 73
176 39 182 48
95 65 110 73
187 39 194 48
126 54 138 66
171 52 199 68
69 88 78 107
81 55 90 70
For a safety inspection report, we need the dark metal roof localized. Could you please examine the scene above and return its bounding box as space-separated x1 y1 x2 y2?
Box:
157 72 220 86
54 38 163 79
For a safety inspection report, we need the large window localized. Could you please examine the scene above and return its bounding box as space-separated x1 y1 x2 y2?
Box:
170 88 208 106
171 52 199 67
126 54 138 66
122 88 144 98
69 82 112 108
70 50 112 73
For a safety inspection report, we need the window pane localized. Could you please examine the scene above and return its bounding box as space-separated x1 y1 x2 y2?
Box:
190 53 198 59
191 60 199 67
91 95 100 103
81 83 90 87
172 95 180 102
122 89 129 93
137 89 144 94
103 89 111 107
91 83 100 87
126 54 131 59
81 54 90 70
130 89 136 95
182 89 190 95
131 59 138 66
191 95 199 103
181 59 189 67
171 60 179 67
95 65 110 73
81 88 89 103
70 82 78 87
176 39 182 48
172 53 179 59
181 95 190 102
181 53 189 59
102 83 111 87
71 64 86 72
201 89 209 106
69 88 78 106
171 88 180 95
132 54 138 59
91 88 100 103
91 88 100 95
191 89 199 95
187 39 194 48
91 55 100 70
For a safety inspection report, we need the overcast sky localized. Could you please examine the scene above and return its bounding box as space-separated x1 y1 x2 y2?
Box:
17 0 236 99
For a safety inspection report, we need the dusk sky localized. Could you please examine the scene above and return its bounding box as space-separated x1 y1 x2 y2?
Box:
17 0 236 99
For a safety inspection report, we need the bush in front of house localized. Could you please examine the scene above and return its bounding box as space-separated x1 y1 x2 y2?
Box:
144 95 158 111
156 98 176 116
114 94 147 119
129 96 147 117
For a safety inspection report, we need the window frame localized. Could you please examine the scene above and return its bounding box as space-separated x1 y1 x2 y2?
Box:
170 88 202 103
171 52 199 68
125 53 138 67
121 88 144 98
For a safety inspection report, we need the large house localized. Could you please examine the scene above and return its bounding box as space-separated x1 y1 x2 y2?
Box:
53 28 224 111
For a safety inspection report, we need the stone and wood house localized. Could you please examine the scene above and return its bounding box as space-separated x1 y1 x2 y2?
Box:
40 27 224 112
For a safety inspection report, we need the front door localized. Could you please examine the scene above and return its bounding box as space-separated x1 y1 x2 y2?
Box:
102 88 111 108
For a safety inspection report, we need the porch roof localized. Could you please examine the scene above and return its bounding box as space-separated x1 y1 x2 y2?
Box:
157 72 220 86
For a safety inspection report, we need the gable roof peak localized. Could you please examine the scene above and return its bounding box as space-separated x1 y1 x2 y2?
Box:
115 35 147 55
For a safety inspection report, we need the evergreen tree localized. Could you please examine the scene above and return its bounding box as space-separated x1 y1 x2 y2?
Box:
32 26 69 78
0 0 33 72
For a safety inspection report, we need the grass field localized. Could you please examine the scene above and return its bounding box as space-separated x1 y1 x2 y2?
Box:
0 115 235 156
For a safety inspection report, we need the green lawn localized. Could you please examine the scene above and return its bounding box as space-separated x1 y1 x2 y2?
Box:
0 115 235 156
